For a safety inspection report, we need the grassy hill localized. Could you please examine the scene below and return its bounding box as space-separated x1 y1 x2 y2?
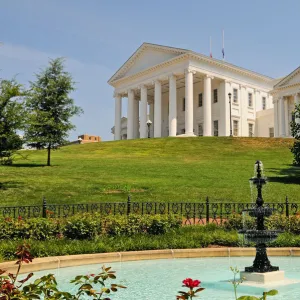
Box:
0 137 299 206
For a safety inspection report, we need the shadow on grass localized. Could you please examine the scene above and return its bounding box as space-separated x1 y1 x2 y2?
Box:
0 181 23 190
267 165 300 184
6 163 46 168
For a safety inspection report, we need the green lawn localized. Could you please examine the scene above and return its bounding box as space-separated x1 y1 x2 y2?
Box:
0 137 299 206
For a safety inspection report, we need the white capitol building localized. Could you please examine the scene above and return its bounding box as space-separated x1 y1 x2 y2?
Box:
109 43 300 140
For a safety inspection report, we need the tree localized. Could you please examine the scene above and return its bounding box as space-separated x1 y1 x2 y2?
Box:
0 79 26 165
291 102 300 165
25 58 83 166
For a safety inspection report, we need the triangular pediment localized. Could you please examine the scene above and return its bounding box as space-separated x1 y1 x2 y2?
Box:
275 66 300 88
108 43 188 84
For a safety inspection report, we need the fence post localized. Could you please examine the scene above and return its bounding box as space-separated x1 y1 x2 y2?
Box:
285 196 289 218
206 196 210 224
42 197 47 218
127 195 131 216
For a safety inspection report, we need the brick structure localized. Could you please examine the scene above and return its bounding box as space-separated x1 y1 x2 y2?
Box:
78 134 101 144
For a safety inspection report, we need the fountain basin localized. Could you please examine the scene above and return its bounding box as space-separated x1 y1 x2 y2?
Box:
23 256 300 300
240 229 281 244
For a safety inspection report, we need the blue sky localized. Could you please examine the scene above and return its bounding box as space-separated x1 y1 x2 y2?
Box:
0 0 299 141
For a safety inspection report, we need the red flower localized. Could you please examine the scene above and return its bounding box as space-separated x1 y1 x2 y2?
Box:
18 216 22 221
182 278 201 288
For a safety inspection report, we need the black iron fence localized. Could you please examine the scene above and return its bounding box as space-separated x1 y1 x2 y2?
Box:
0 196 299 225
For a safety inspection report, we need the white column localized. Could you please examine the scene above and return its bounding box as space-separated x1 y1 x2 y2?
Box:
240 85 248 137
133 98 139 139
203 75 213 136
149 101 154 137
169 74 177 137
154 80 162 138
284 98 289 137
127 90 135 139
185 69 196 136
219 80 230 136
114 94 122 140
279 97 285 137
140 85 148 138
274 99 278 137
295 93 300 124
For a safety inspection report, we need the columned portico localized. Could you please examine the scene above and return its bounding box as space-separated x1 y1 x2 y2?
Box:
109 43 279 140
203 75 213 136
127 89 135 140
169 74 177 137
140 85 148 138
185 69 196 136
114 94 122 140
154 80 162 137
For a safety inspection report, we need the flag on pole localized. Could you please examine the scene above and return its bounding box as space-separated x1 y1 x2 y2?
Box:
222 30 225 60
210 36 212 58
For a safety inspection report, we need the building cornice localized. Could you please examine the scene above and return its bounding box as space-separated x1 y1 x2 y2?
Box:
270 82 300 95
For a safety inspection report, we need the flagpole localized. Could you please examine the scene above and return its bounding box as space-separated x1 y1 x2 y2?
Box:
210 36 212 58
222 30 225 61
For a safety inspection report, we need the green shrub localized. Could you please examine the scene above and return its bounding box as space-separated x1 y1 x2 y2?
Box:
0 217 61 241
104 214 181 236
63 214 102 240
222 213 255 231
0 213 182 241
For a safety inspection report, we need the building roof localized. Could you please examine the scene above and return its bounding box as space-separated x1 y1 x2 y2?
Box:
274 66 300 89
108 42 275 86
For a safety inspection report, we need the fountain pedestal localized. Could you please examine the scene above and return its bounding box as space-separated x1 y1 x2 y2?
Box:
240 271 285 284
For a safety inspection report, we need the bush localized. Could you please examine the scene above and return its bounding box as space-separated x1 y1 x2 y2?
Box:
0 214 182 241
0 217 61 241
222 213 255 231
63 214 102 240
104 214 181 236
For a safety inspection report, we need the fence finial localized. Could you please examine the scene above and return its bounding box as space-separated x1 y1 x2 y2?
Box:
42 197 47 218
285 196 289 218
206 196 210 224
127 195 131 215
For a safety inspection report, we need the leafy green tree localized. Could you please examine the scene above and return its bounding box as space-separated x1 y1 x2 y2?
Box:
0 79 26 165
291 102 300 165
25 58 83 166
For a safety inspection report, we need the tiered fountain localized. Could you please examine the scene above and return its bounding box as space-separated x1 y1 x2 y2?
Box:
239 160 284 284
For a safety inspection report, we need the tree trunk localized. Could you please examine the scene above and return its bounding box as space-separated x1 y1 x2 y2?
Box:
47 144 51 166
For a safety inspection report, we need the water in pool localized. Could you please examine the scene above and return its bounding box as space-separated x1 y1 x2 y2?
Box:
30 257 300 299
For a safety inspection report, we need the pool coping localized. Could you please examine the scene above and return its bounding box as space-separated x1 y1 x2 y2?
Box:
1 247 300 274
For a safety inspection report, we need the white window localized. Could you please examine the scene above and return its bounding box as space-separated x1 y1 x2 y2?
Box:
213 120 218 136
269 127 274 137
213 89 218 103
262 97 266 110
183 98 185 111
248 93 253 107
198 124 203 136
233 89 238 103
233 120 239 136
248 123 254 137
